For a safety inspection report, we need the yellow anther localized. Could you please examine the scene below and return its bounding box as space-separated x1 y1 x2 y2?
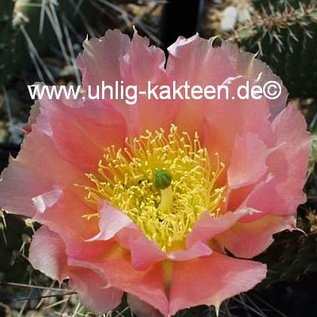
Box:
81 125 225 252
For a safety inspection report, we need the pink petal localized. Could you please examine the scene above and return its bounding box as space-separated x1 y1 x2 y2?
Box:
29 226 67 282
0 124 106 254
270 105 311 212
202 79 274 184
127 294 163 317
169 252 267 315
0 128 102 239
77 29 178 135
32 186 63 214
36 96 127 170
77 29 130 90
121 31 178 134
15 127 89 187
167 35 235 86
120 31 166 88
216 215 296 258
30 228 123 314
23 101 40 133
0 160 52 217
237 105 309 220
128 235 166 270
91 203 134 241
91 203 166 270
34 189 99 240
65 236 117 262
186 210 250 249
0 125 89 217
225 183 255 213
69 267 123 314
168 241 212 261
228 133 268 188
167 35 236 139
166 37 282 148
239 176 289 219
69 255 169 316
219 42 287 119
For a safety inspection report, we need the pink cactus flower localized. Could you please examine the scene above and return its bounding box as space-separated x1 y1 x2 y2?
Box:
0 30 310 316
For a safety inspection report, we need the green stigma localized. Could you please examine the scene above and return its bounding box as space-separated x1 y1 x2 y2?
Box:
153 168 172 190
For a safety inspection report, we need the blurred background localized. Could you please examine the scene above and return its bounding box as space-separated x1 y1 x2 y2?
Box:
0 0 317 316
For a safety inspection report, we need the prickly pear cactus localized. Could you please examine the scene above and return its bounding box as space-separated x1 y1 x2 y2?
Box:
203 0 317 291
255 230 317 289
206 0 317 99
0 0 114 85
0 212 33 283
0 0 30 85
0 0 59 84
253 0 312 10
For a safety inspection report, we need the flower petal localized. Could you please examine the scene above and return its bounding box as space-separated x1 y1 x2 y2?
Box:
167 35 235 86
0 160 52 217
217 215 296 258
167 48 279 152
228 133 268 189
69 267 123 314
34 189 100 240
91 203 166 270
169 252 267 316
29 226 67 282
168 241 212 261
128 235 166 270
167 35 287 125
0 125 89 217
30 227 123 314
219 42 287 119
127 294 163 317
32 186 63 214
271 104 311 212
91 203 134 241
69 255 169 316
36 96 127 170
238 105 310 220
77 29 130 90
239 176 289 218
186 210 250 249
202 79 273 184
77 29 177 135
120 31 166 88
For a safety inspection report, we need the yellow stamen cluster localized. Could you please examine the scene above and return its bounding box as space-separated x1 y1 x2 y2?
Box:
83 125 225 252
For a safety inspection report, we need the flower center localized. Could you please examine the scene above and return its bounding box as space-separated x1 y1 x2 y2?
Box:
83 125 225 252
